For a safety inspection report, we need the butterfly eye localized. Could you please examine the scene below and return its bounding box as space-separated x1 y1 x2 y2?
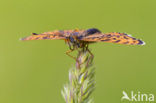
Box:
69 37 75 43
86 28 101 35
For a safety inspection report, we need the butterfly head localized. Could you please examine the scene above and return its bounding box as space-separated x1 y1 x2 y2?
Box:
68 36 77 43
66 35 84 49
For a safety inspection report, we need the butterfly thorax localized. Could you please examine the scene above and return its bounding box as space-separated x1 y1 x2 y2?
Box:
65 36 86 50
65 28 101 50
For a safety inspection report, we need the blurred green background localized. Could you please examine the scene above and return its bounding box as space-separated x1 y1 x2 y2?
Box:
0 0 156 103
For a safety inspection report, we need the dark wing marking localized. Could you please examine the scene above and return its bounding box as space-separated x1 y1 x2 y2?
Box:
21 30 66 41
86 28 101 35
80 32 145 45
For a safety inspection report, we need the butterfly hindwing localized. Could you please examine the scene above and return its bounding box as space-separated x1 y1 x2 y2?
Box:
81 32 145 45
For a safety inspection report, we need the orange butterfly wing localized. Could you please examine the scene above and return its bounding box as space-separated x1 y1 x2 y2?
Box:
21 30 66 41
81 32 145 45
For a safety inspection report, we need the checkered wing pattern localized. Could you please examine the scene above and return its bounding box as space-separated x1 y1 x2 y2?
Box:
81 32 145 45
21 31 66 41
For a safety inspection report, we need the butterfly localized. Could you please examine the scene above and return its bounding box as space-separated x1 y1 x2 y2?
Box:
21 28 145 59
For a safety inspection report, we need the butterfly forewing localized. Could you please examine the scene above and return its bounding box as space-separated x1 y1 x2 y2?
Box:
21 30 66 41
81 32 145 45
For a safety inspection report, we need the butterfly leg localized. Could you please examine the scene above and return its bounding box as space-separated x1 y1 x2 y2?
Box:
85 44 94 59
87 48 94 59
66 41 77 60
66 49 81 69
66 49 77 60
86 45 94 66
